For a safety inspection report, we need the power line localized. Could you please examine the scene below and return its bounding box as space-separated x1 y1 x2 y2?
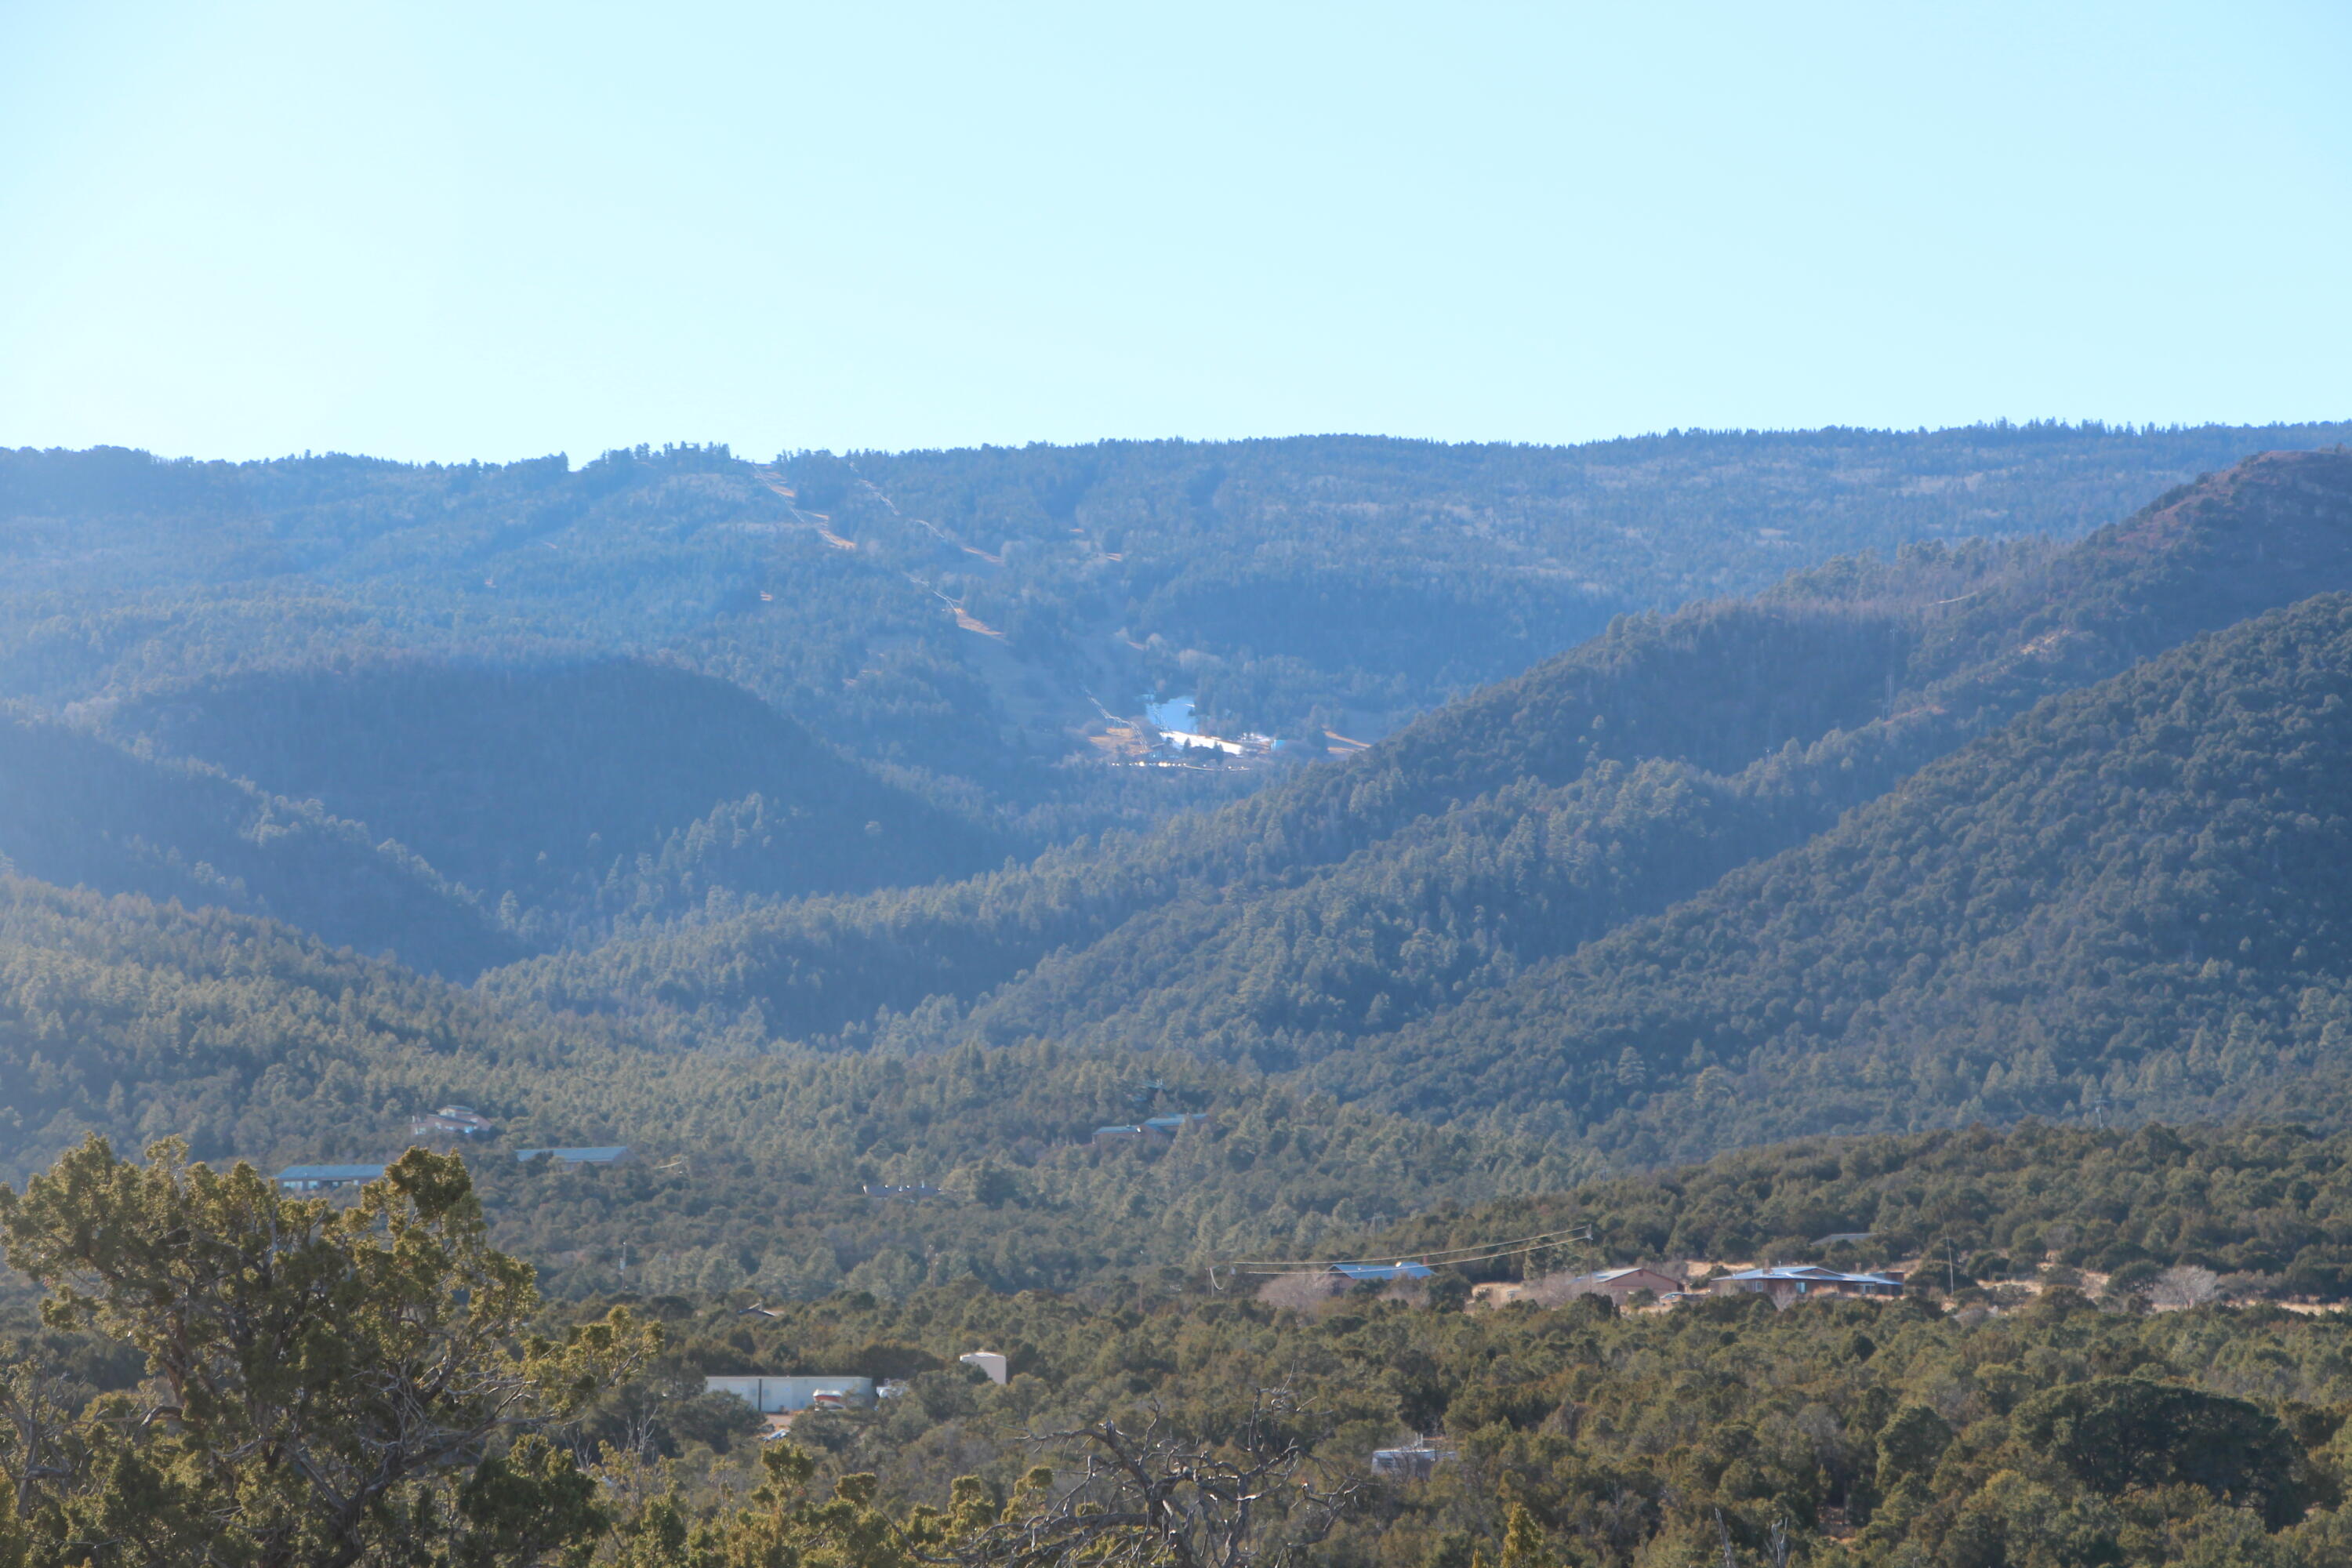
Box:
1212 1223 1597 1286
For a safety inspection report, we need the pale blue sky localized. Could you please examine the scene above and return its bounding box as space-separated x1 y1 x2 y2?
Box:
4 2 2348 463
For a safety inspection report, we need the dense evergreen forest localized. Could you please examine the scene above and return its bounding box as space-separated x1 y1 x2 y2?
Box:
495 450 2352 1118
17 426 2352 1564
6 442 2352 1242
7 423 2347 818
3 423 2347 975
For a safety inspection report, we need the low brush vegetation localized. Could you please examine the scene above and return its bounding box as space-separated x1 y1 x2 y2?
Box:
13 1139 2352 1566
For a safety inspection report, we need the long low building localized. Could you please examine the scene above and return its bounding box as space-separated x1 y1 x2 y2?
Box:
1709 1265 1905 1305
704 1375 878 1414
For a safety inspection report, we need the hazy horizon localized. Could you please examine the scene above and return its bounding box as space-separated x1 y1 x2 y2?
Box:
6 2 2348 463
24 414 2352 474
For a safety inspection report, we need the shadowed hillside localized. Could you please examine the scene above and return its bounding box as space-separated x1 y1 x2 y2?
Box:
488 450 2352 1061
0 710 518 975
102 657 1007 946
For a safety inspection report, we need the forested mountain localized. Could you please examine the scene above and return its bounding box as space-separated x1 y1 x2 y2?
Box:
16 440 2352 1284
25 419 2352 1568
490 449 2352 1070
8 423 2350 852
1345 589 2352 1155
820 423 2352 736
0 708 517 975
102 656 1007 948
0 872 1600 1303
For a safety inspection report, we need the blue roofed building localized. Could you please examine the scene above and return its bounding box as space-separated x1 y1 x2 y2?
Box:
514 1146 631 1167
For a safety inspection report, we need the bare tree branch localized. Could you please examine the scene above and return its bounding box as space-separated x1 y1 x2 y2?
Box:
938 1395 1360 1568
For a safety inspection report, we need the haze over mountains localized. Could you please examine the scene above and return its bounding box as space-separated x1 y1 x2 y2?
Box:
5 423 2352 1301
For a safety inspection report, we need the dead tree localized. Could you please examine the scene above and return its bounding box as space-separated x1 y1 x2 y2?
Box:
945 1399 1359 1568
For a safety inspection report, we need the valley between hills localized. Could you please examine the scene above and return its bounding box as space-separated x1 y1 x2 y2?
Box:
12 426 2352 1566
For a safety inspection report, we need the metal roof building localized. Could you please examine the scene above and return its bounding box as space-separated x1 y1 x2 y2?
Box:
514 1146 630 1166
276 1163 384 1191
1711 1265 1904 1303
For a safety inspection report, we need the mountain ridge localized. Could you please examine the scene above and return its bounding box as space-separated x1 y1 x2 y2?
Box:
488 449 2352 1062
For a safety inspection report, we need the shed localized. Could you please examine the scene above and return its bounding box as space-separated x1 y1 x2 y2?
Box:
703 1376 877 1414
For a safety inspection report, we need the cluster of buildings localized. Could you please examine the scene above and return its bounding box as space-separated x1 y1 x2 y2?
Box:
1522 1262 1907 1309
407 1104 495 1138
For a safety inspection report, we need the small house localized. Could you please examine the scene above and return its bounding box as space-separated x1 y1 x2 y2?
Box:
276 1163 385 1192
409 1115 471 1138
1562 1266 1683 1302
410 1105 495 1139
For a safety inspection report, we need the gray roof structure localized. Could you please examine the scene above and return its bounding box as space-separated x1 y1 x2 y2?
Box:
514 1146 630 1164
